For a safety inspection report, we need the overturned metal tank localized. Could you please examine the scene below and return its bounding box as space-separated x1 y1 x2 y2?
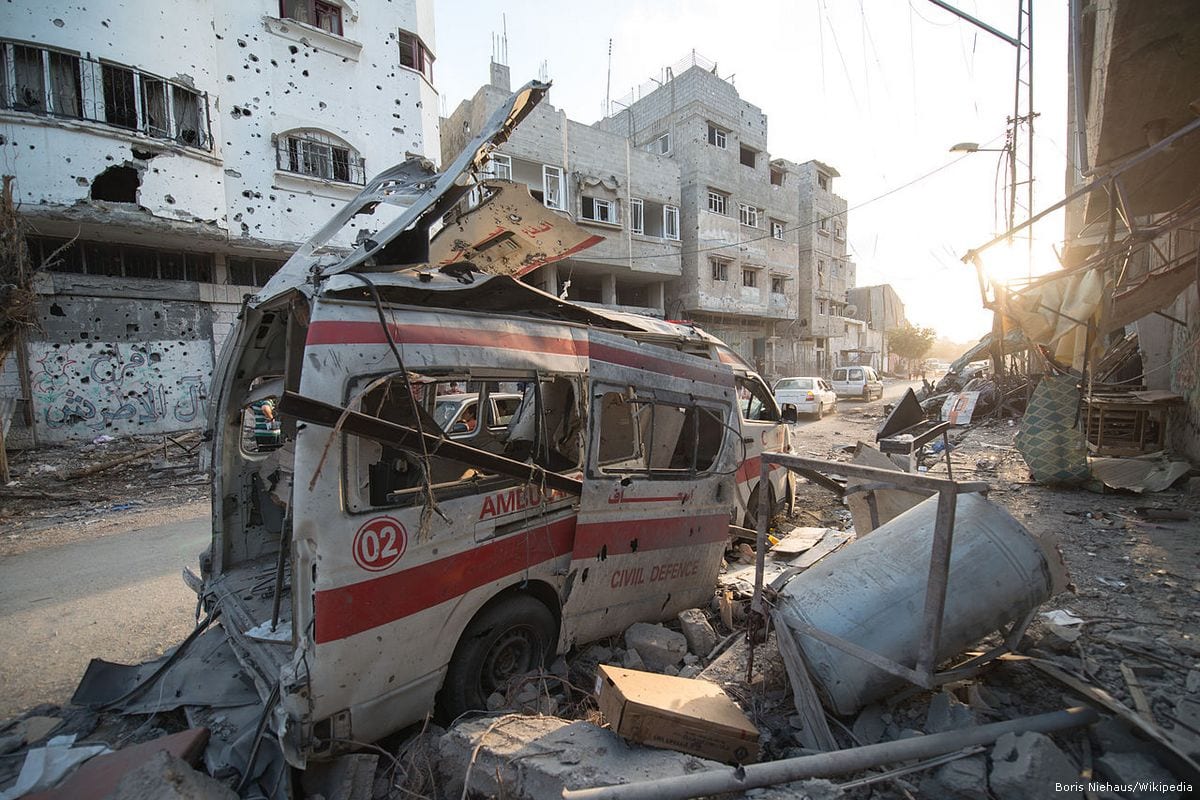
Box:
776 493 1068 715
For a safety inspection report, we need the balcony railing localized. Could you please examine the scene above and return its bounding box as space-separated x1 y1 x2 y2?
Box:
274 132 367 185
0 39 212 151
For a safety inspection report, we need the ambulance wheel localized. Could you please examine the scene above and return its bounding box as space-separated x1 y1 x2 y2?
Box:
743 483 778 532
440 595 557 720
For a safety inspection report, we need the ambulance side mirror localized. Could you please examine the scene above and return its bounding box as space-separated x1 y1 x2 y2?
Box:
781 406 798 424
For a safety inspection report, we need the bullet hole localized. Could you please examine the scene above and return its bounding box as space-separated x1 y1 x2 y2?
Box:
28 144 35 150
102 19 110 27
237 38 247 47
154 311 162 319
301 70 309 77
75 177 89 186
131 147 156 160
90 165 140 202
375 85 382 91
581 568 589 584
248 54 259 62
599 544 608 561
288 45 299 54
630 538 639 552
318 101 326 110
50 304 66 317
53 18 64 27
270 60 278 67
0 135 5 145
164 194 175 204
126 323 139 334
226 75 235 82
149 352 161 363
231 106 251 118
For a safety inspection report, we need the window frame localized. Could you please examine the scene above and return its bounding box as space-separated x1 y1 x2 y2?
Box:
710 257 730 282
581 195 617 225
279 130 364 184
398 28 435 84
742 267 759 288
771 275 786 295
652 132 671 155
279 0 345 36
739 145 757 168
707 123 727 149
663 205 680 240
629 198 644 235
707 189 728 216
738 203 759 228
542 165 566 211
771 220 785 240
592 387 727 479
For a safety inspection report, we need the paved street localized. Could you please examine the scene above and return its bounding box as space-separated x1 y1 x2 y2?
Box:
0 515 209 718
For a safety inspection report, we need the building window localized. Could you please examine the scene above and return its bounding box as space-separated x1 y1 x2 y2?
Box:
26 236 215 282
818 172 829 190
710 257 730 282
739 146 757 168
834 222 845 240
398 29 435 84
707 123 727 149
1 41 209 149
629 198 644 234
818 216 829 234
738 204 759 228
227 256 287 287
770 166 785 186
280 0 344 35
742 268 758 288
278 131 366 184
707 189 728 216
771 275 786 294
485 153 512 180
650 133 671 155
771 220 785 240
663 205 680 240
581 196 617 224
818 299 826 315
542 165 565 210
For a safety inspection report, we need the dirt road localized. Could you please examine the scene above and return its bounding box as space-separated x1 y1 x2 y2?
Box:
0 514 209 717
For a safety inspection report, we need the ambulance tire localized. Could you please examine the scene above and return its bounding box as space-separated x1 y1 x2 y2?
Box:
440 594 557 719
743 483 778 532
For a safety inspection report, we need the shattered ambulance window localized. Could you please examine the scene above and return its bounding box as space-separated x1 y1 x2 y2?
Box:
596 391 724 476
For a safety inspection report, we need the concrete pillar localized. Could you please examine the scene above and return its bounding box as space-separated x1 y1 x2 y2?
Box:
601 273 617 306
650 282 666 315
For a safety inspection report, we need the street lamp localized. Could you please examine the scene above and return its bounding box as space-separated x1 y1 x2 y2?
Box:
949 142 1008 154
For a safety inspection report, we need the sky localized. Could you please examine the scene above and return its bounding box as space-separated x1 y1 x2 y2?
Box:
433 0 1069 342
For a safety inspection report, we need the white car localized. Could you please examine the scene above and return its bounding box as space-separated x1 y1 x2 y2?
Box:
830 365 884 401
774 376 838 419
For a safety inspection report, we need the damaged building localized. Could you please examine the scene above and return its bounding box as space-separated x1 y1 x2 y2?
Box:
0 0 440 445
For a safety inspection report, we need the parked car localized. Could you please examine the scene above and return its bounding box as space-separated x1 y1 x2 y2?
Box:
774 376 837 419
831 365 883 401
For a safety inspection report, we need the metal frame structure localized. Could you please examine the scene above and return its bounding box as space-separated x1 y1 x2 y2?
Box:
750 454 1030 690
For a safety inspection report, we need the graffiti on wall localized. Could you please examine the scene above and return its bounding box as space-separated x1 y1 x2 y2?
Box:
30 339 212 441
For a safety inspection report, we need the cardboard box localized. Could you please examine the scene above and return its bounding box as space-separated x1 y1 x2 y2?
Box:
595 665 759 764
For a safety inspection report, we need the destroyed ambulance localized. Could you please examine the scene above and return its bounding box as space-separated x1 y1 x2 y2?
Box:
200 81 794 771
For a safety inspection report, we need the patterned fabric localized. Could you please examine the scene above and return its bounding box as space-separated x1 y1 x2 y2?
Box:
1016 374 1090 485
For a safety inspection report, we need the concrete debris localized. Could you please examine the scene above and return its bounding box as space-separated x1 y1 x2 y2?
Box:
851 704 888 745
989 732 1082 800
925 691 978 734
438 715 723 800
1094 752 1181 799
743 778 841 799
623 648 647 671
676 609 719 658
1039 623 1083 653
623 622 687 672
109 750 238 800
1089 717 1153 756
0 735 110 800
922 753 990 799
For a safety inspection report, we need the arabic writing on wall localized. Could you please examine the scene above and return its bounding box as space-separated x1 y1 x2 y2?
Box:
30 339 212 442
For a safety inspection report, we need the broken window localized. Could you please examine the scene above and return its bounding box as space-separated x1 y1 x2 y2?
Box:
11 45 46 113
736 376 780 422
740 146 757 168
102 64 137 129
650 132 671 155
398 29 435 84
141 76 169 137
280 0 344 35
738 203 759 227
581 196 616 224
27 236 215 281
707 123 727 149
707 189 728 216
172 86 207 148
279 131 365 184
771 220 785 240
629 198 644 234
542 165 565 211
710 257 730 282
663 205 679 240
742 268 758 288
818 173 829 190
595 390 724 477
349 374 582 511
834 222 845 240
48 51 81 117
770 166 785 187
771 275 786 295
227 257 285 287
484 153 512 180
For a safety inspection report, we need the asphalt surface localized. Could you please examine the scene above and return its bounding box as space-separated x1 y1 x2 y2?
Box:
0 515 209 718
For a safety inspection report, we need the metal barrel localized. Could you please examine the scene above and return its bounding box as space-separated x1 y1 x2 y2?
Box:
777 492 1067 715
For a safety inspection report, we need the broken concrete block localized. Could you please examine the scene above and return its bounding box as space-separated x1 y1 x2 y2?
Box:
678 665 702 679
852 704 888 745
1094 752 1179 799
623 648 646 671
486 691 507 712
624 622 687 671
438 716 723 799
1040 623 1082 653
110 750 238 800
990 732 1081 800
677 608 719 657
1187 670 1200 694
925 691 978 734
743 778 841 799
922 754 989 799
300 753 378 800
1089 716 1151 755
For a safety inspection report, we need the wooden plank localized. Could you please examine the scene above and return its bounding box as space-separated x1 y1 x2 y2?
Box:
770 526 828 558
1119 662 1154 722
772 611 838 752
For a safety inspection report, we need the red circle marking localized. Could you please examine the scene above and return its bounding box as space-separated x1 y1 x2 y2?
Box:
352 516 407 572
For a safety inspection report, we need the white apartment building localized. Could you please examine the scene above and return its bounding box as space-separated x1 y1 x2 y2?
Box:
0 0 438 444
